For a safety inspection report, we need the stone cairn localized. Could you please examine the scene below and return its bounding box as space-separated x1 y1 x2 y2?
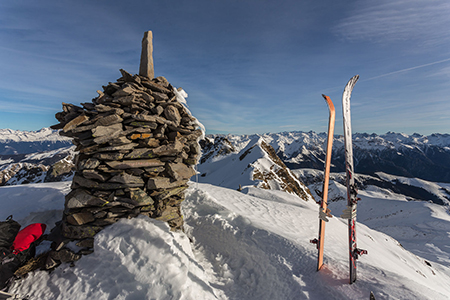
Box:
45 31 202 268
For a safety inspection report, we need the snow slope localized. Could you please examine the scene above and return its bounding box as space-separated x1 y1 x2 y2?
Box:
2 181 450 299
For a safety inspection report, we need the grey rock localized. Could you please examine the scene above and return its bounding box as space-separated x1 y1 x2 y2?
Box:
108 172 145 186
93 152 125 161
66 212 95 226
106 159 165 169
61 223 103 239
65 189 108 209
167 162 196 181
129 188 154 205
152 140 183 156
76 238 94 248
94 114 123 127
63 115 89 132
92 123 123 137
125 148 156 159
164 105 181 126
82 169 108 182
147 177 185 190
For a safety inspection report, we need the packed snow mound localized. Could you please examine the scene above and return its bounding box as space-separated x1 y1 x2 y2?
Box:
3 182 450 299
11 216 219 300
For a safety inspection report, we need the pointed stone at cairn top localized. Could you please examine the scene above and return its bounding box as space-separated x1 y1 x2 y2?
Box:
139 31 154 79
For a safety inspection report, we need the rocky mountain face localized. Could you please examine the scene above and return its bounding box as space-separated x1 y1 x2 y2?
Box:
0 146 76 186
198 135 313 201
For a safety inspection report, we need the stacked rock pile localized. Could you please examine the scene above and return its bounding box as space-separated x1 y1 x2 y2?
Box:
47 69 202 267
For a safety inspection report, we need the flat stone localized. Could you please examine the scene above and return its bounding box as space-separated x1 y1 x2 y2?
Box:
139 92 154 103
96 143 137 152
155 206 180 222
78 158 100 170
108 172 144 186
152 140 183 156
72 123 96 133
93 129 123 144
76 238 94 248
164 105 181 126
57 249 82 263
141 80 170 94
144 166 165 174
113 95 136 105
66 212 95 226
62 223 103 239
108 136 132 146
94 104 115 112
106 159 165 169
65 189 108 209
128 121 158 129
154 76 170 88
63 115 89 132
147 177 185 190
94 114 123 127
73 175 139 190
92 123 123 137
119 69 135 82
133 114 157 122
146 138 160 148
167 162 196 181
112 85 136 97
93 152 125 161
153 186 188 201
129 188 154 206
82 169 108 182
152 92 169 101
125 148 156 159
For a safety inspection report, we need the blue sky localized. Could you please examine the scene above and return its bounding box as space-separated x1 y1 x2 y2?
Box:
1 0 449 135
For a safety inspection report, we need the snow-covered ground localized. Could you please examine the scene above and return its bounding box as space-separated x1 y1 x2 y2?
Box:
1 180 450 299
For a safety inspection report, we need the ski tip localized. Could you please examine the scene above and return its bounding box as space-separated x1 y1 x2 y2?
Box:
350 74 360 83
321 94 328 100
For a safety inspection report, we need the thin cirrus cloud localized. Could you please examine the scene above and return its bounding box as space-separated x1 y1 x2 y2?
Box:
334 0 450 46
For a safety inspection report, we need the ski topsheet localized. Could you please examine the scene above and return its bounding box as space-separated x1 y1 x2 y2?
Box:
341 75 363 284
311 94 335 271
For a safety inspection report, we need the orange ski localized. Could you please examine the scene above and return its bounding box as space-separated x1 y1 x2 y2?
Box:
311 94 335 271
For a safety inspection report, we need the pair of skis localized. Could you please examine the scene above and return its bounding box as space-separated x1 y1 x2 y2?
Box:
310 75 366 284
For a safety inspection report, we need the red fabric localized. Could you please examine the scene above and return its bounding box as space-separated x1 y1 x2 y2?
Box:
11 223 46 253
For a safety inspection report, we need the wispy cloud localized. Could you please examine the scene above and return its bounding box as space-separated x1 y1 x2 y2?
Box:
334 0 450 47
361 57 450 81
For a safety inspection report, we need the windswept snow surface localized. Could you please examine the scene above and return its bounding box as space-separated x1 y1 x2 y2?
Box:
2 182 450 299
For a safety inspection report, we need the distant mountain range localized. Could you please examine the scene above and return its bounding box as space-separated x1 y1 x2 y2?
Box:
204 131 450 183
0 128 449 204
0 128 72 155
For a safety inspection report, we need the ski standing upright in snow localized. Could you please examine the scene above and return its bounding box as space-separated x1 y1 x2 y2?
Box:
341 74 367 284
310 94 335 271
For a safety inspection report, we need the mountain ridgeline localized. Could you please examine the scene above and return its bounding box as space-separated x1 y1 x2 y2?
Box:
269 131 450 183
0 129 449 203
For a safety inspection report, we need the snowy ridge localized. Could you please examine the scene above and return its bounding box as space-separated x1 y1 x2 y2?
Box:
0 128 70 143
198 135 312 201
